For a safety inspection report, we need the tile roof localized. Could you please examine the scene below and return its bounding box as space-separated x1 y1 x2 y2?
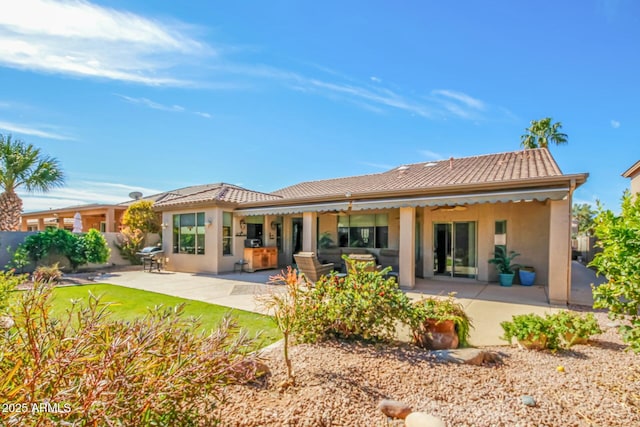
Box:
153 183 282 208
273 148 564 200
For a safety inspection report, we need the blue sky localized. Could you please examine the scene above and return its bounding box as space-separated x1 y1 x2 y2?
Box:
1 0 638 213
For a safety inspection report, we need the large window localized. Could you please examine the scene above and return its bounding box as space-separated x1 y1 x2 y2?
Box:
222 212 233 255
338 214 388 248
173 213 205 254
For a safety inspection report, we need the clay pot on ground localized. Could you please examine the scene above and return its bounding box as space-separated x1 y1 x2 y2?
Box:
414 319 459 350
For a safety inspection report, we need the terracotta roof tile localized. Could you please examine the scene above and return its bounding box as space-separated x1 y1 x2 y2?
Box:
153 183 281 208
273 148 562 200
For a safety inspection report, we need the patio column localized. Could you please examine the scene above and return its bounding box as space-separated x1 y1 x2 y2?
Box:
548 198 572 305
399 206 416 288
105 208 115 232
302 212 317 252
422 207 433 278
37 218 45 231
20 217 28 231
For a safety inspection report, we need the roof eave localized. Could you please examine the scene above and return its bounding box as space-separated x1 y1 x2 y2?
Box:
240 173 589 208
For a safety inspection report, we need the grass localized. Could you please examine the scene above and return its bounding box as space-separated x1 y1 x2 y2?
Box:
47 283 281 347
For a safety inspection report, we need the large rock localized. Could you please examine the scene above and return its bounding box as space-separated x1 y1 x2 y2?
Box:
378 399 412 419
404 412 446 427
432 348 502 366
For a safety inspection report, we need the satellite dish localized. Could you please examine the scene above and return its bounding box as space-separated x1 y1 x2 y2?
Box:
129 191 143 200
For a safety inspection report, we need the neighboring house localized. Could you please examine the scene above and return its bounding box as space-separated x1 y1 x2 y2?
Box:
622 160 640 195
20 204 128 232
154 148 587 305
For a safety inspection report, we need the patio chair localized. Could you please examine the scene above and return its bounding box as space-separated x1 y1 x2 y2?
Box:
293 252 335 283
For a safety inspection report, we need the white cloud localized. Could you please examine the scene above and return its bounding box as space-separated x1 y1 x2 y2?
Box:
0 0 210 86
419 150 445 160
0 120 72 140
19 180 163 212
370 76 382 83
611 119 621 128
432 89 486 111
360 161 394 170
115 94 211 118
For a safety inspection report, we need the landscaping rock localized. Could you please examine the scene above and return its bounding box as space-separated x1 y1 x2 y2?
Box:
521 395 537 407
230 359 271 383
0 315 14 329
432 348 502 365
378 399 412 419
404 412 446 427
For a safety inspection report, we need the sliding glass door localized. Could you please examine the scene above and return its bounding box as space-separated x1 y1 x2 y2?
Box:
433 221 477 278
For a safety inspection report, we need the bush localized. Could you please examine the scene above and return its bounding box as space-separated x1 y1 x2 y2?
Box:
32 263 63 283
547 311 602 347
0 270 26 315
590 192 640 352
501 313 557 350
0 275 260 426
16 228 110 272
293 262 412 343
115 226 145 264
500 311 602 350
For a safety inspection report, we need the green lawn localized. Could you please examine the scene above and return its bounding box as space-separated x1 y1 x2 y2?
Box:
48 284 281 347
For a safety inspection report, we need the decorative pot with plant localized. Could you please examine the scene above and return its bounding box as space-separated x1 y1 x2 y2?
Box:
547 310 602 347
500 313 556 350
518 266 536 286
488 247 521 287
409 292 472 350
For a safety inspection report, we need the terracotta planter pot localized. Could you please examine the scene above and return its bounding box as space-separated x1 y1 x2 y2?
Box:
517 334 548 350
414 319 459 350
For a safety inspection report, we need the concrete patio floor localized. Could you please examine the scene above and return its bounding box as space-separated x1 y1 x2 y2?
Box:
93 261 604 347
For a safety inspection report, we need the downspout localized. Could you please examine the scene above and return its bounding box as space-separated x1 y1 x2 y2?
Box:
566 178 577 304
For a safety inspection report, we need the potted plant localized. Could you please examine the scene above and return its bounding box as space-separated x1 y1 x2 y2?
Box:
547 311 602 347
409 293 472 350
488 248 521 286
518 265 536 286
500 313 556 350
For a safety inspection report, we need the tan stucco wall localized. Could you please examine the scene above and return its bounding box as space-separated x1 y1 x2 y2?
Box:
162 207 228 274
421 201 551 284
630 172 640 196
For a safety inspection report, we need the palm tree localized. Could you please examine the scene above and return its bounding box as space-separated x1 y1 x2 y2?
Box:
520 117 568 149
0 134 65 231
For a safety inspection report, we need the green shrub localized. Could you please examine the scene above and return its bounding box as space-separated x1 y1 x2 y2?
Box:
501 310 602 350
410 293 472 348
590 191 640 352
0 277 259 426
82 229 110 264
293 261 412 343
0 270 27 315
500 313 556 349
115 226 145 265
32 262 63 283
15 228 110 271
547 310 602 347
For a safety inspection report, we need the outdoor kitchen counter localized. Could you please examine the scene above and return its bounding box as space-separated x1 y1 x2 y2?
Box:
243 247 278 272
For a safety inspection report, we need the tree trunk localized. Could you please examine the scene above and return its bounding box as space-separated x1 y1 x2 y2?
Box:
0 191 23 231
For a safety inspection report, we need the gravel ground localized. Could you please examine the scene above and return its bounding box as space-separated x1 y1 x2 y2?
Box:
219 311 639 427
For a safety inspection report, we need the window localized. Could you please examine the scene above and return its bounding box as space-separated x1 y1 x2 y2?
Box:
338 214 388 248
494 220 507 255
173 212 205 254
222 212 233 255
